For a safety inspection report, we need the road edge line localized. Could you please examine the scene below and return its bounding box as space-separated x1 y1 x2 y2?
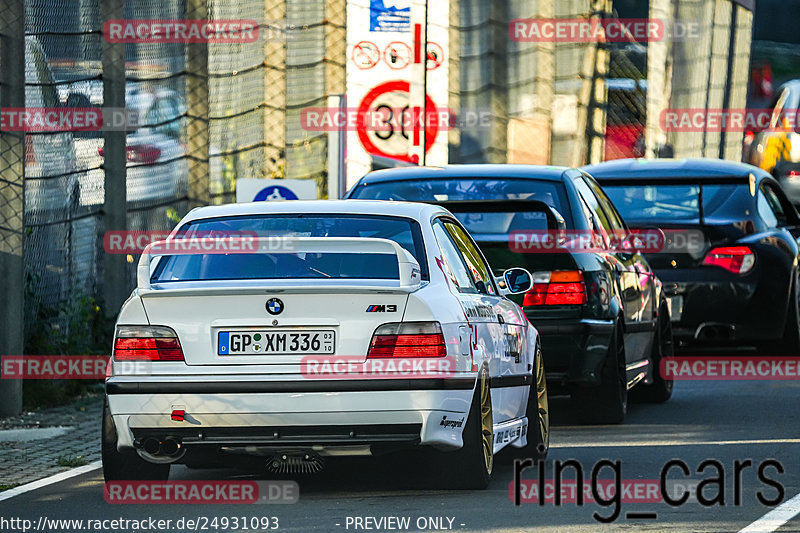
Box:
0 460 102 502
739 491 800 533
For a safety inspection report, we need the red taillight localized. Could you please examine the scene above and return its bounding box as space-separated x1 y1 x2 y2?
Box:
113 326 184 361
98 145 161 164
127 144 161 164
523 270 587 306
368 322 447 358
702 246 755 274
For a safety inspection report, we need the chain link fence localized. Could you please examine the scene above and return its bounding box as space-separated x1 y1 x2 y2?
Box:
12 0 347 348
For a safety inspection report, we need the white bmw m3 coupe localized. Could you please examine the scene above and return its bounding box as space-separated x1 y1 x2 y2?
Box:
103 200 549 489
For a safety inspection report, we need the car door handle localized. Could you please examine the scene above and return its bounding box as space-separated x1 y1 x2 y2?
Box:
497 314 504 324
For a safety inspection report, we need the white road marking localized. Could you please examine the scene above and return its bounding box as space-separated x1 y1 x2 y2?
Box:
0 427 73 442
739 491 800 533
0 460 101 502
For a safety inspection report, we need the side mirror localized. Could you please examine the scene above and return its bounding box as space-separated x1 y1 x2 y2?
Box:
502 267 533 295
624 226 666 254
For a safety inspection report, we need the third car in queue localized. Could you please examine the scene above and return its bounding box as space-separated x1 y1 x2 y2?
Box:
585 158 800 353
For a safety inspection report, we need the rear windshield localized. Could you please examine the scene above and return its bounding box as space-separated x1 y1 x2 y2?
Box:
153 214 428 282
350 178 572 226
453 211 552 240
602 184 742 221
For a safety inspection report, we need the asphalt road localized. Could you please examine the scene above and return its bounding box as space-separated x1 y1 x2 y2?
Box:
2 375 799 533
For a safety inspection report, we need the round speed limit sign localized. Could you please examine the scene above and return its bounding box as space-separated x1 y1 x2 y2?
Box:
356 80 439 163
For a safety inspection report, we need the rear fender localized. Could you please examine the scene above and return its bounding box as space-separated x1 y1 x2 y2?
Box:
583 269 624 320
740 233 796 328
117 293 149 325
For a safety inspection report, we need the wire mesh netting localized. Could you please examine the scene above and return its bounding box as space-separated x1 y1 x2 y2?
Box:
23 0 103 344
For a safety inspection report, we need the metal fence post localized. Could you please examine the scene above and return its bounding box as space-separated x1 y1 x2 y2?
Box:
325 0 346 198
447 0 460 163
187 0 210 208
265 1 286 179
489 1 508 163
0 0 25 416
102 0 128 319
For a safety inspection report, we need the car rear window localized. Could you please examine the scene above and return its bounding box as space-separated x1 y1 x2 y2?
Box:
152 214 428 282
453 210 552 237
350 178 572 226
602 183 742 221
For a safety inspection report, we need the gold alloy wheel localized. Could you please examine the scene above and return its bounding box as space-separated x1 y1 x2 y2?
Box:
479 370 494 475
536 348 550 453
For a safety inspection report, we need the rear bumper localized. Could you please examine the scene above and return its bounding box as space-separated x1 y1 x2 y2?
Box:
657 268 786 344
527 318 615 389
106 375 477 453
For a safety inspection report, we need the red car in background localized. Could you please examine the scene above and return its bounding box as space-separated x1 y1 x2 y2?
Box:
604 78 647 161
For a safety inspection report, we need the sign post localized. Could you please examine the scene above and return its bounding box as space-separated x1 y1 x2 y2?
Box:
327 94 347 199
409 1 428 165
345 0 448 188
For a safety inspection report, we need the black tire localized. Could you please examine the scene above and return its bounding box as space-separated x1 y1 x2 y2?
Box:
571 320 627 424
761 275 800 356
102 398 170 481
436 368 494 489
524 344 549 460
630 300 674 403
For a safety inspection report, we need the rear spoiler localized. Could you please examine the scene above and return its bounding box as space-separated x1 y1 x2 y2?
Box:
593 174 756 224
137 237 422 293
592 175 753 186
425 199 567 230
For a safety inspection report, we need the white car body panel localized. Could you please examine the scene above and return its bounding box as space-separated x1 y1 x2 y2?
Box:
106 200 539 461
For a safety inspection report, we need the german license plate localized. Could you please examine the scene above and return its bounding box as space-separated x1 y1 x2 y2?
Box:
217 330 335 355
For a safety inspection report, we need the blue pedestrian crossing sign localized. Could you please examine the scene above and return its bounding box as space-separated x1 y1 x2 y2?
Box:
236 178 318 202
254 185 299 201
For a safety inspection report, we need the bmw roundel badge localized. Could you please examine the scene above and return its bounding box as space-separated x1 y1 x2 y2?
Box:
266 298 284 316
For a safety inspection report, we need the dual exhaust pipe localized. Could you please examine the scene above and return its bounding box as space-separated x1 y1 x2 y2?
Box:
141 437 182 457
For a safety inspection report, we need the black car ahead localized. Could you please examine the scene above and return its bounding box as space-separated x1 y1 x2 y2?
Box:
347 164 674 424
584 158 800 353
